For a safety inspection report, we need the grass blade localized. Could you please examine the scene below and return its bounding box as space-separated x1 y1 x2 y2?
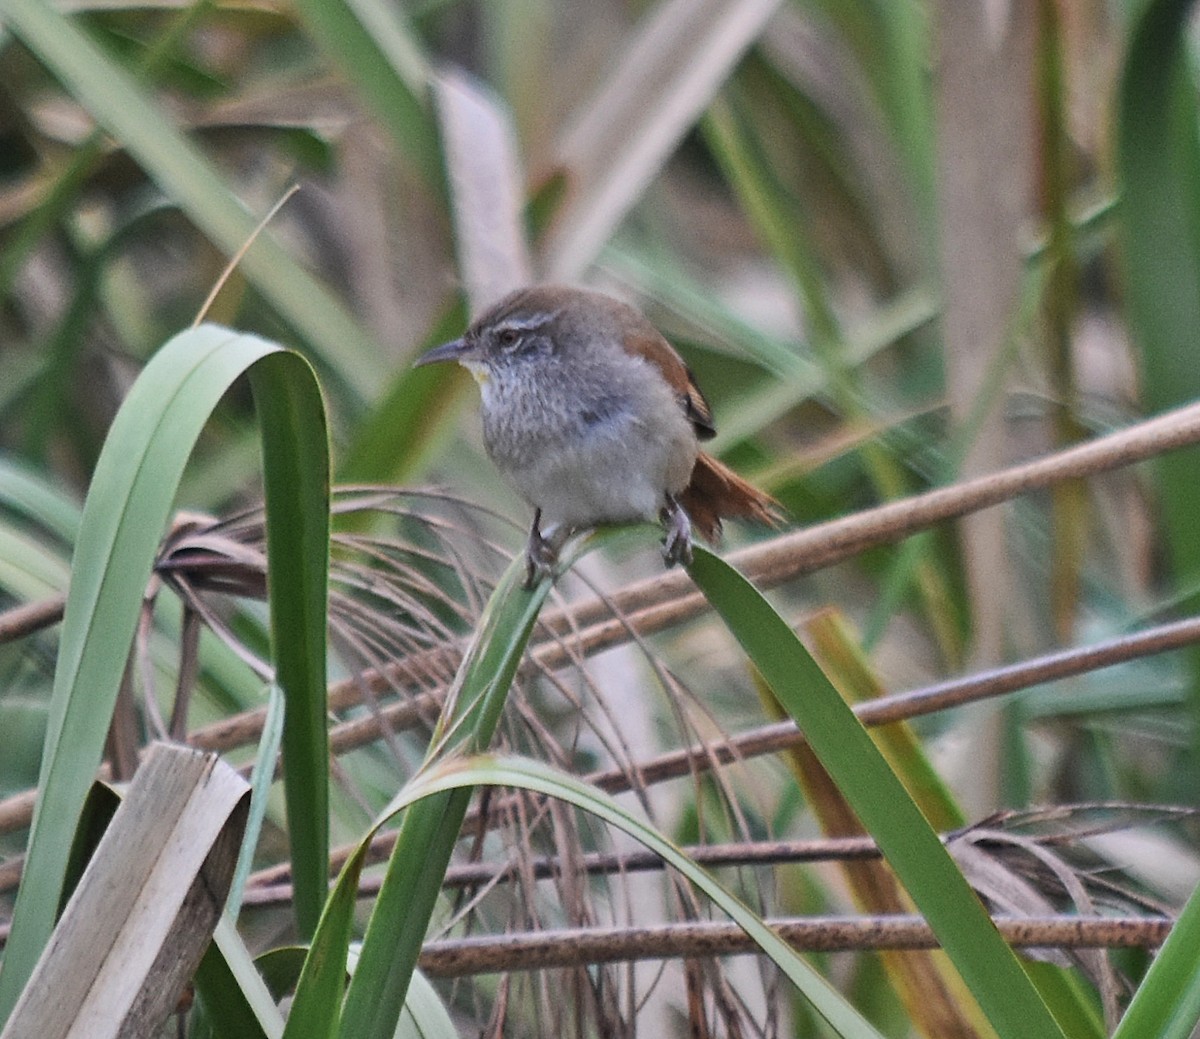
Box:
685 547 1065 1039
0 326 329 1024
193 916 287 1039
393 970 458 1039
771 611 994 1038
291 0 439 189
281 547 552 1039
385 753 888 1039
288 531 639 1038
0 457 81 542
1111 878 1200 1039
335 552 553 1039
286 737 889 1039
0 326 275 1022
250 354 331 938
1114 0 1200 754
224 683 286 923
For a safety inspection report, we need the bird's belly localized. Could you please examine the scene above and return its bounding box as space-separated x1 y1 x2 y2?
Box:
502 422 696 531
480 364 700 532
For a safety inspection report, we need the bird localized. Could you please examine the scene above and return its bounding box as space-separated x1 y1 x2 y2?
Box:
416 284 780 585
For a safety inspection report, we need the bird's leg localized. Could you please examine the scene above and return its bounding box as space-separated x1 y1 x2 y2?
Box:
660 494 693 567
524 508 559 587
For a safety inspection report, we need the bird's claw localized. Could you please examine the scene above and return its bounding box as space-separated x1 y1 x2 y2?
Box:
524 539 557 587
524 511 559 588
661 496 693 568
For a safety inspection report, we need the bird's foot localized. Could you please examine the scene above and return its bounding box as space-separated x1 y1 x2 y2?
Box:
524 532 557 588
524 510 560 588
661 495 694 568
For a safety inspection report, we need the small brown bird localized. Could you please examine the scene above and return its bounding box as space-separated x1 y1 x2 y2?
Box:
416 285 779 584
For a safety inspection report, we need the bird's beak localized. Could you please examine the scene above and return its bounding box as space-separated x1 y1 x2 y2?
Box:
414 336 476 367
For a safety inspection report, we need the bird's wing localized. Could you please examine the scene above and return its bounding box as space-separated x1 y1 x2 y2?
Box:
623 329 717 441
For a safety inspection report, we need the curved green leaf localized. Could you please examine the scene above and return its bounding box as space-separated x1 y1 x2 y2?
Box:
0 325 330 1023
283 527 883 1039
296 750 885 1039
413 754 886 1038
286 530 615 1039
336 531 631 1038
685 547 1065 1039
1111 4 1200 1000
251 352 332 938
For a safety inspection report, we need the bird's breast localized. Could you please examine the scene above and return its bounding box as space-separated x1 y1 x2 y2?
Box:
478 363 698 529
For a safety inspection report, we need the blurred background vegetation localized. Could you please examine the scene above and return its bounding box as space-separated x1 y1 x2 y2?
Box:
3 0 1200 1034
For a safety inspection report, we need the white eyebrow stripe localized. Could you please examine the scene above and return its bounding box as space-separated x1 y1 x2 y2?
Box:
496 308 561 334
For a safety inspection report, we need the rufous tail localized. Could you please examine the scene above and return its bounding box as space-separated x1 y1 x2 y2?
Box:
679 452 781 544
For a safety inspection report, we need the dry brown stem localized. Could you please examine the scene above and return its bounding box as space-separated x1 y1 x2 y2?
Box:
418 914 1173 977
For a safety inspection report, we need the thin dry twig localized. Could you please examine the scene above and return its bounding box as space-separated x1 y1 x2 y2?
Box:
417 914 1174 977
238 802 1191 910
584 612 1200 797
240 834 886 907
0 596 64 643
193 185 300 326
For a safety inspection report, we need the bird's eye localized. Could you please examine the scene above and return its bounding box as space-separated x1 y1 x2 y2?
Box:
497 328 521 350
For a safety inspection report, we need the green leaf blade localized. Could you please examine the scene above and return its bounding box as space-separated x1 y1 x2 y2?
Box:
250 353 332 940
381 753 888 1039
1115 0 1200 582
0 326 331 1027
685 547 1066 1039
0 326 279 1022
335 555 552 1039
